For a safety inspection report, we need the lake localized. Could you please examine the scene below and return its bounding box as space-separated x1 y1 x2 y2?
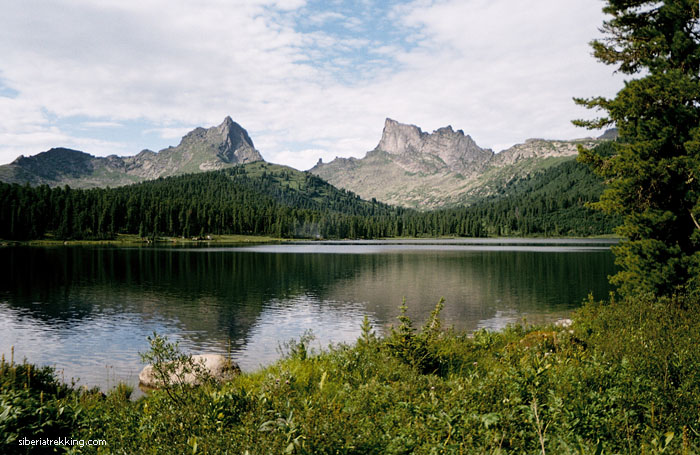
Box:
0 239 616 391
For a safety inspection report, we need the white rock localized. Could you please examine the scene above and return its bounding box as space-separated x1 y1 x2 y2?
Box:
139 354 240 388
555 318 573 328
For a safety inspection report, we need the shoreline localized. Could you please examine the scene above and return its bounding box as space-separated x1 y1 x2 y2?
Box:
0 233 622 247
0 233 285 247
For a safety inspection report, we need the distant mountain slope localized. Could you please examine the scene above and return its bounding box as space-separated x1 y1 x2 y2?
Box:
0 117 263 188
221 161 398 217
469 142 621 236
0 150 618 241
310 118 610 210
0 148 143 188
0 161 400 240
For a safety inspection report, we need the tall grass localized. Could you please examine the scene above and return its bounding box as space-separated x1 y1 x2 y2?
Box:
3 294 700 454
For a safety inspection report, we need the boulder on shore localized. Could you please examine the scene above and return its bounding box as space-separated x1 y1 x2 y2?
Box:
139 354 241 388
555 318 573 328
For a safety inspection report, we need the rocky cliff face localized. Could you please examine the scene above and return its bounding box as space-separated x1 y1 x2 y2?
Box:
490 138 597 167
0 117 264 188
375 118 493 175
122 116 262 179
174 116 261 166
311 118 607 209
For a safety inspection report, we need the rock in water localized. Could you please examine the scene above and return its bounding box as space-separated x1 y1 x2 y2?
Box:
139 354 241 388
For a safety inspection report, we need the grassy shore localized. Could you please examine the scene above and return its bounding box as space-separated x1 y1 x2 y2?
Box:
2 294 699 454
0 233 284 247
1 233 621 248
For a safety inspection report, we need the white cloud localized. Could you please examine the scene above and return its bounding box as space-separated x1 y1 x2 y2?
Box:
0 0 623 169
369 0 622 149
305 11 346 25
270 149 332 171
0 129 128 162
80 121 123 129
142 127 193 142
270 0 307 11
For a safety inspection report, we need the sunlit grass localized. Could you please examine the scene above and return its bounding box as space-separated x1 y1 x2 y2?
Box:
9 233 284 246
2 294 699 453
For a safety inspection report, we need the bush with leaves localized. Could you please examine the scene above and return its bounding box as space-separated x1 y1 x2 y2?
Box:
0 357 86 455
385 298 445 375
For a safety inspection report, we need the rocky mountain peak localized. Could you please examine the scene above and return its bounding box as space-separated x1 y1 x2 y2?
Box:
221 115 235 127
217 117 258 162
377 118 424 155
377 119 480 151
0 117 264 188
310 117 615 210
176 117 262 165
375 118 493 174
218 116 250 143
435 125 456 135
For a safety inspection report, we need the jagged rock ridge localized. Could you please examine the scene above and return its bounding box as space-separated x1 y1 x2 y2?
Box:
0 117 264 188
311 118 605 209
375 118 494 175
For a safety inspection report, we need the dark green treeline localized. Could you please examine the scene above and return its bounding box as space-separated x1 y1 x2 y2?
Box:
0 155 618 241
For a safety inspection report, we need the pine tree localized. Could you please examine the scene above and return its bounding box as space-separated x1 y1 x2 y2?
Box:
575 0 700 296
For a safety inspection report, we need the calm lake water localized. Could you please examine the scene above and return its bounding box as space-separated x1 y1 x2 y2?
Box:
0 239 615 391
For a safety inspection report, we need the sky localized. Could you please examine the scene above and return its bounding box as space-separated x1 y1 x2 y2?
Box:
0 0 624 171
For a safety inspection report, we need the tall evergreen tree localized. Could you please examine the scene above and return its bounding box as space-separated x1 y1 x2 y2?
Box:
575 0 700 296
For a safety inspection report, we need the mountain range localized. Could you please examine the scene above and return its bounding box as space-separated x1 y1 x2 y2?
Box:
0 116 262 188
0 116 615 210
310 118 613 209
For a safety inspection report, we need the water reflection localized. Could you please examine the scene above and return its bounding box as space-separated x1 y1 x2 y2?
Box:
0 241 615 390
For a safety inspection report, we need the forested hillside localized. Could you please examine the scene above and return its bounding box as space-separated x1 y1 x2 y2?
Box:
386 142 619 238
466 142 620 236
0 162 401 240
0 148 618 241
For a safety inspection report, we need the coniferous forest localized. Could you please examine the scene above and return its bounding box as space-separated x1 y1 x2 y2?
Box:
0 146 618 241
2 0 699 453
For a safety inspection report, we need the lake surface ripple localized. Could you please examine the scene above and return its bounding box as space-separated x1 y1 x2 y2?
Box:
0 239 616 390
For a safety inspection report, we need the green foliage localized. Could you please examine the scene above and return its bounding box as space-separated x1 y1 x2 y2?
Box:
278 330 316 362
0 356 84 454
575 293 700 450
386 298 446 375
467 153 620 237
0 164 403 241
357 315 377 348
139 333 215 405
0 157 618 242
4 292 700 453
575 0 700 296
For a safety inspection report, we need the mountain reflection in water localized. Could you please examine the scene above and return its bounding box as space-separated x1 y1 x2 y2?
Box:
0 240 615 390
